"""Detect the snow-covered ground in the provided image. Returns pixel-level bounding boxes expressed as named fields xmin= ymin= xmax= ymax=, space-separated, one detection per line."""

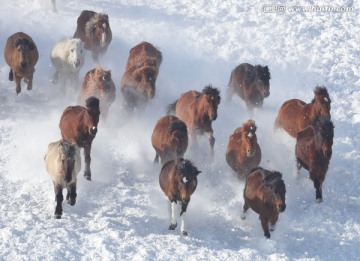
xmin=0 ymin=0 xmax=359 ymax=260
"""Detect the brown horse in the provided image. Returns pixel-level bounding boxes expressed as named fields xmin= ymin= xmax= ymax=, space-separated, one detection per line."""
xmin=45 ymin=139 xmax=81 ymax=219
xmin=120 ymin=41 xmax=162 ymax=112
xmin=59 ymin=97 xmax=100 ymax=181
xmin=295 ymin=117 xmax=334 ymax=202
xmin=227 ymin=63 xmax=271 ymax=111
xmin=159 ymin=158 xmax=201 ymax=236
xmin=78 ymin=65 xmax=116 ymax=121
xmin=242 ymin=167 xmax=286 ymax=239
xmin=274 ymin=86 xmax=331 ymax=138
xmin=226 ymin=119 xmax=262 ymax=180
xmin=167 ymin=85 xmax=221 ymax=155
xmin=151 ymin=115 xmax=188 ymax=166
xmin=73 ymin=10 xmax=112 ymax=62
xmin=4 ymin=32 xmax=39 ymax=95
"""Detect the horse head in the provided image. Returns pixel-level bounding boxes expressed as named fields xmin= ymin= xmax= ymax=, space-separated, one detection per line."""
xmin=255 ymin=65 xmax=271 ymax=98
xmin=315 ymin=117 xmax=334 ymax=159
xmin=132 ymin=66 xmax=158 ymax=99
xmin=58 ymin=139 xmax=77 ymax=182
xmin=241 ymin=119 xmax=258 ymax=157
xmin=202 ymin=85 xmax=221 ymax=121
xmin=176 ymin=158 xmax=201 ymax=205
xmin=86 ymin=13 xmax=112 ymax=48
xmin=264 ymin=171 xmax=286 ymax=213
xmin=14 ymin=38 xmax=36 ymax=70
xmin=312 ymin=86 xmax=331 ymax=119
xmin=67 ymin=39 xmax=84 ymax=68
xmin=84 ymin=97 xmax=100 ymax=136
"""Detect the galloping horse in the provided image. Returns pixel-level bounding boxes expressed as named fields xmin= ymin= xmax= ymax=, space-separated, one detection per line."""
xmin=159 ymin=158 xmax=201 ymax=236
xmin=295 ymin=117 xmax=334 ymax=202
xmin=45 ymin=139 xmax=81 ymax=219
xmin=226 ymin=119 xmax=262 ymax=180
xmin=274 ymin=86 xmax=331 ymax=138
xmin=227 ymin=63 xmax=271 ymax=112
xmin=151 ymin=115 xmax=188 ymax=166
xmin=167 ymin=85 xmax=221 ymax=155
xmin=242 ymin=167 xmax=286 ymax=238
xmin=59 ymin=97 xmax=100 ymax=181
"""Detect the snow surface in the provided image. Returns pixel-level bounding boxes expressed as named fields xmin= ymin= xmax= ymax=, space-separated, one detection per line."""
xmin=0 ymin=0 xmax=359 ymax=260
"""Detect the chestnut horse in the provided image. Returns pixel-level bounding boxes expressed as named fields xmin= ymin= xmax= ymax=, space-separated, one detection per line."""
xmin=151 ymin=115 xmax=188 ymax=166
xmin=59 ymin=97 xmax=100 ymax=181
xmin=159 ymin=158 xmax=201 ymax=236
xmin=274 ymin=86 xmax=331 ymax=138
xmin=78 ymin=65 xmax=116 ymax=121
xmin=295 ymin=117 xmax=334 ymax=202
xmin=242 ymin=167 xmax=286 ymax=238
xmin=167 ymin=85 xmax=221 ymax=155
xmin=73 ymin=10 xmax=112 ymax=62
xmin=45 ymin=139 xmax=81 ymax=219
xmin=226 ymin=119 xmax=262 ymax=180
xmin=227 ymin=63 xmax=271 ymax=112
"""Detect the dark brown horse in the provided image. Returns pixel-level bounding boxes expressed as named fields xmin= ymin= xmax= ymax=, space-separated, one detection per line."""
xmin=78 ymin=65 xmax=116 ymax=121
xmin=167 ymin=85 xmax=221 ymax=155
xmin=151 ymin=115 xmax=188 ymax=166
xmin=227 ymin=63 xmax=271 ymax=111
xmin=159 ymin=158 xmax=201 ymax=236
xmin=274 ymin=86 xmax=331 ymax=138
xmin=73 ymin=10 xmax=112 ymax=62
xmin=226 ymin=119 xmax=262 ymax=180
xmin=242 ymin=167 xmax=286 ymax=238
xmin=120 ymin=41 xmax=162 ymax=112
xmin=295 ymin=117 xmax=334 ymax=202
xmin=45 ymin=139 xmax=81 ymax=219
xmin=59 ymin=97 xmax=100 ymax=181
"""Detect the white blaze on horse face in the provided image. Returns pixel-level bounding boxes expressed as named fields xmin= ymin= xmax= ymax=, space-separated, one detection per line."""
xmin=248 ymin=132 xmax=253 ymax=139
xmin=324 ymin=97 xmax=329 ymax=103
xmin=182 ymin=176 xmax=188 ymax=183
xmin=101 ymin=23 xmax=107 ymax=47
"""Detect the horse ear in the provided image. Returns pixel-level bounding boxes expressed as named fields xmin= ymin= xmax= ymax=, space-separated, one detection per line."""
xmin=196 ymin=170 xmax=201 ymax=176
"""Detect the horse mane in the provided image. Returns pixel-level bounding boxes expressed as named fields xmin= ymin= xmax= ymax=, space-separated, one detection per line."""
xmin=263 ymin=170 xmax=283 ymax=187
xmin=168 ymin=119 xmax=187 ymax=134
xmin=202 ymin=85 xmax=220 ymax=96
xmin=59 ymin=139 xmax=76 ymax=157
xmin=242 ymin=119 xmax=257 ymax=135
xmin=85 ymin=96 xmax=100 ymax=109
xmin=311 ymin=86 xmax=331 ymax=104
xmin=166 ymin=100 xmax=178 ymax=115
xmin=316 ymin=117 xmax=334 ymax=139
xmin=85 ymin=12 xmax=109 ymax=37
xmin=258 ymin=65 xmax=271 ymax=80
xmin=14 ymin=38 xmax=36 ymax=50
xmin=177 ymin=158 xmax=201 ymax=177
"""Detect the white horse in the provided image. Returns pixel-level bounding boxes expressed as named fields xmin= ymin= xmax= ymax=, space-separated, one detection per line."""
xmin=51 ymin=38 xmax=85 ymax=93
xmin=45 ymin=139 xmax=81 ymax=219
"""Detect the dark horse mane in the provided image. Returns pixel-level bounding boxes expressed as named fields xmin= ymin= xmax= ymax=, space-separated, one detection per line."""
xmin=246 ymin=65 xmax=271 ymax=85
xmin=248 ymin=167 xmax=283 ymax=187
xmin=176 ymin=158 xmax=201 ymax=177
xmin=85 ymin=96 xmax=100 ymax=109
xmin=168 ymin=119 xmax=187 ymax=134
xmin=202 ymin=84 xmax=220 ymax=96
xmin=311 ymin=86 xmax=331 ymax=103
xmin=14 ymin=38 xmax=36 ymax=50
xmin=316 ymin=116 xmax=335 ymax=142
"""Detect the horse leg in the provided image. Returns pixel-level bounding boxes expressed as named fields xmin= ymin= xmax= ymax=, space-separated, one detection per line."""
xmin=59 ymin=73 xmax=67 ymax=93
xmin=260 ymin=215 xmax=271 ymax=238
xmin=66 ymin=183 xmax=77 ymax=206
xmin=313 ymin=177 xmax=323 ymax=203
xmin=226 ymin=87 xmax=233 ymax=102
xmin=8 ymin=68 xmax=13 ymax=81
xmin=26 ymin=75 xmax=33 ymax=91
xmin=83 ymin=145 xmax=92 ymax=181
xmin=153 ymin=153 xmax=159 ymax=163
xmin=241 ymin=200 xmax=250 ymax=220
xmin=269 ymin=215 xmax=279 ymax=232
xmin=180 ymin=199 xmax=189 ymax=236
xmin=52 ymin=70 xmax=59 ymax=85
xmin=54 ymin=184 xmax=64 ymax=219
xmin=14 ymin=73 xmax=22 ymax=95
xmin=168 ymin=200 xmax=177 ymax=230
xmin=208 ymin=132 xmax=215 ymax=156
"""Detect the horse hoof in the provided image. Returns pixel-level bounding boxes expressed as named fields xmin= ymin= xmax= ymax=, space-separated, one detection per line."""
xmin=316 ymin=198 xmax=323 ymax=203
xmin=182 ymin=231 xmax=188 ymax=236
xmin=84 ymin=174 xmax=91 ymax=181
xmin=168 ymin=223 xmax=177 ymax=230
xmin=241 ymin=214 xmax=246 ymax=220
xmin=54 ymin=214 xmax=62 ymax=219
xmin=67 ymin=199 xmax=76 ymax=206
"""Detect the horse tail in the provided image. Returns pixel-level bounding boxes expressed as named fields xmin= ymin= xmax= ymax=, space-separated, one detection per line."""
xmin=169 ymin=119 xmax=187 ymax=134
xmin=166 ymin=100 xmax=178 ymax=115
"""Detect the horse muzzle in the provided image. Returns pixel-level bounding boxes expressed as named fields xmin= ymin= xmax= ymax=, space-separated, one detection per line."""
xmin=210 ymin=114 xmax=217 ymax=121
xmin=263 ymin=90 xmax=270 ymax=98
xmin=75 ymin=59 xmax=81 ymax=68
xmin=278 ymin=204 xmax=286 ymax=213
xmin=89 ymin=126 xmax=97 ymax=136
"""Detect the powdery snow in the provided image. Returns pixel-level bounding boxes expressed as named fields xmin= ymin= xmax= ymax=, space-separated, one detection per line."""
xmin=0 ymin=0 xmax=359 ymax=260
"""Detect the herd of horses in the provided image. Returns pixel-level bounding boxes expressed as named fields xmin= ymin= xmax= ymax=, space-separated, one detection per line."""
xmin=4 ymin=9 xmax=334 ymax=238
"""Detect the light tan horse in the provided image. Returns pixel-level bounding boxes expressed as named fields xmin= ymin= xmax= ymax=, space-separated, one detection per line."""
xmin=45 ymin=139 xmax=81 ymax=219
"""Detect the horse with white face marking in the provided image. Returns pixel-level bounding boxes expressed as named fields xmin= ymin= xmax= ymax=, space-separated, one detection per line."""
xmin=51 ymin=38 xmax=85 ymax=93
xmin=45 ymin=139 xmax=81 ymax=219
xmin=159 ymin=158 xmax=201 ymax=236
xmin=73 ymin=10 xmax=112 ymax=62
